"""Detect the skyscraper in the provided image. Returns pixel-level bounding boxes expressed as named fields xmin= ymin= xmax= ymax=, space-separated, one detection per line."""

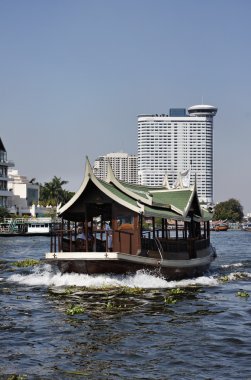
xmin=137 ymin=104 xmax=217 ymax=204
xmin=93 ymin=152 xmax=138 ymax=184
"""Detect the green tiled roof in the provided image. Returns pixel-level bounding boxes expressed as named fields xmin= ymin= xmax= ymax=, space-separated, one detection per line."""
xmin=100 ymin=179 xmax=195 ymax=217
xmin=201 ymin=208 xmax=214 ymax=221
xmin=143 ymin=206 xmax=183 ymax=220
xmin=150 ymin=189 xmax=192 ymax=211
xmin=100 ymin=180 xmax=139 ymax=207
xmin=120 ymin=181 xmax=165 ymax=199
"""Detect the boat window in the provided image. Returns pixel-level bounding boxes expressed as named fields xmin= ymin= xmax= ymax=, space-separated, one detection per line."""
xmin=117 ymin=214 xmax=134 ymax=228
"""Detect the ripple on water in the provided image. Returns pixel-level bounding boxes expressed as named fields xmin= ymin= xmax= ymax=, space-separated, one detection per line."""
xmin=1 ymin=232 xmax=251 ymax=379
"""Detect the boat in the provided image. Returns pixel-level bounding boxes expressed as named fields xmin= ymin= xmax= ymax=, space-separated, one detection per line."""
xmin=0 ymin=217 xmax=55 ymax=236
xmin=213 ymin=223 xmax=229 ymax=232
xmin=45 ymin=158 xmax=216 ymax=280
xmin=242 ymin=223 xmax=251 ymax=232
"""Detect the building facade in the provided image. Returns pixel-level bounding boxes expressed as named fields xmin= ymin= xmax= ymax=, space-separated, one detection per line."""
xmin=93 ymin=152 xmax=138 ymax=184
xmin=0 ymin=138 xmax=14 ymax=208
xmin=7 ymin=169 xmax=40 ymax=213
xmin=137 ymin=104 xmax=217 ymax=204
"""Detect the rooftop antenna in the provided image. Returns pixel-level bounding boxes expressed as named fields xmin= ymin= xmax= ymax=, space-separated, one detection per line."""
xmin=201 ymin=96 xmax=204 ymax=104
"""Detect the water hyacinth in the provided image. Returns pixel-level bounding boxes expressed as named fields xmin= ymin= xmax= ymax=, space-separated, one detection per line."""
xmin=236 ymin=291 xmax=249 ymax=298
xmin=66 ymin=305 xmax=85 ymax=315
xmin=11 ymin=259 xmax=40 ymax=268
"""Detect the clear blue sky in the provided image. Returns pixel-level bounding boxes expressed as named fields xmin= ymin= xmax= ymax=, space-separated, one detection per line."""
xmin=1 ymin=0 xmax=251 ymax=212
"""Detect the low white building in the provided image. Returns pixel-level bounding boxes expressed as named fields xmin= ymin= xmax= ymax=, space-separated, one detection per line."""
xmin=7 ymin=168 xmax=40 ymax=215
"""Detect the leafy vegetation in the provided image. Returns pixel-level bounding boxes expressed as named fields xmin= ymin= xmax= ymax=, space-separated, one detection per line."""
xmin=39 ymin=176 xmax=74 ymax=206
xmin=0 ymin=206 xmax=11 ymax=221
xmin=236 ymin=291 xmax=249 ymax=298
xmin=213 ymin=198 xmax=244 ymax=222
xmin=66 ymin=305 xmax=85 ymax=315
xmin=12 ymin=259 xmax=40 ymax=267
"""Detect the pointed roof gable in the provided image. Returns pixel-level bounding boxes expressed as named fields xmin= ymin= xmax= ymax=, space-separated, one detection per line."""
xmin=58 ymin=157 xmax=210 ymax=222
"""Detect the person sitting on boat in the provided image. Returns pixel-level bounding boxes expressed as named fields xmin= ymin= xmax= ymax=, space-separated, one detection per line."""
xmin=76 ymin=228 xmax=92 ymax=241
xmin=76 ymin=230 xmax=86 ymax=240
xmin=105 ymin=222 xmax=112 ymax=252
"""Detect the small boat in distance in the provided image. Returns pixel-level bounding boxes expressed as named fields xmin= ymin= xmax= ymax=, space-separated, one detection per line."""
xmin=213 ymin=223 xmax=229 ymax=232
xmin=0 ymin=217 xmax=55 ymax=236
xmin=45 ymin=158 xmax=217 ymax=280
xmin=242 ymin=223 xmax=251 ymax=232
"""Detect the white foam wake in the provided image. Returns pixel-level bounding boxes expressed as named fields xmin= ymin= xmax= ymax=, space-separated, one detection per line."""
xmin=221 ymin=262 xmax=243 ymax=269
xmin=7 ymin=264 xmax=219 ymax=289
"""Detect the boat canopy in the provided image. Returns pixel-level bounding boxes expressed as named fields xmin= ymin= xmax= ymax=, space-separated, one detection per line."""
xmin=58 ymin=157 xmax=212 ymax=223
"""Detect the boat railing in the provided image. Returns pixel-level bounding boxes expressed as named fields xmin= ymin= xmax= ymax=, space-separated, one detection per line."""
xmin=50 ymin=228 xmax=130 ymax=254
xmin=154 ymin=237 xmax=164 ymax=262
xmin=141 ymin=236 xmax=210 ymax=259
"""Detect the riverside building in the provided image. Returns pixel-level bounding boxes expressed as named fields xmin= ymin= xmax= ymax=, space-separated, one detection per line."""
xmin=137 ymin=104 xmax=217 ymax=204
xmin=93 ymin=152 xmax=138 ymax=184
xmin=0 ymin=138 xmax=14 ymax=208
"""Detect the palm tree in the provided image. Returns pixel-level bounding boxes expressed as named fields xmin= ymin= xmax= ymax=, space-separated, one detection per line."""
xmin=40 ymin=176 xmax=70 ymax=206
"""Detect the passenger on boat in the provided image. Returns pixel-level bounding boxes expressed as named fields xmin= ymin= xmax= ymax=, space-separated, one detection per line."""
xmin=105 ymin=222 xmax=113 ymax=252
xmin=76 ymin=228 xmax=92 ymax=241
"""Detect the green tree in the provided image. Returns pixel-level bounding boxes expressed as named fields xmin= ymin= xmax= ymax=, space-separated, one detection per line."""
xmin=39 ymin=176 xmax=74 ymax=206
xmin=0 ymin=206 xmax=11 ymax=221
xmin=213 ymin=198 xmax=244 ymax=222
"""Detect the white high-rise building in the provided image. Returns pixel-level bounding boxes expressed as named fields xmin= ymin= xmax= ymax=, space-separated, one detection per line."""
xmin=93 ymin=152 xmax=138 ymax=184
xmin=138 ymin=105 xmax=217 ymax=204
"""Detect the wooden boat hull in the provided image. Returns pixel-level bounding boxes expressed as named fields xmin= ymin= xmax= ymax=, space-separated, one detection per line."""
xmin=213 ymin=225 xmax=228 ymax=231
xmin=44 ymin=245 xmax=216 ymax=281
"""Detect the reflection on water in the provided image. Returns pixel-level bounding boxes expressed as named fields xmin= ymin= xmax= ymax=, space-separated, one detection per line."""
xmin=0 ymin=232 xmax=251 ymax=379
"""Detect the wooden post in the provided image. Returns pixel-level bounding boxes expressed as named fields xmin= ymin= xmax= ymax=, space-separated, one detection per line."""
xmin=140 ymin=214 xmax=143 ymax=237
xmin=84 ymin=218 xmax=88 ymax=252
xmin=69 ymin=230 xmax=72 ymax=252
xmin=184 ymin=221 xmax=188 ymax=239
xmin=50 ymin=232 xmax=53 ymax=252
xmin=207 ymin=221 xmax=210 ymax=239
xmin=153 ymin=217 xmax=155 ymax=238
xmin=175 ymin=220 xmax=178 ymax=240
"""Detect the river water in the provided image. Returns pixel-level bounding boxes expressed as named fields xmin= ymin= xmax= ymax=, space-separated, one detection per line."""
xmin=0 ymin=231 xmax=251 ymax=380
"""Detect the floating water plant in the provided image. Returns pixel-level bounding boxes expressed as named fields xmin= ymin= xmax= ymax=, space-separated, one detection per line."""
xmin=232 ymin=272 xmax=249 ymax=280
xmin=164 ymin=296 xmax=177 ymax=304
xmin=118 ymin=286 xmax=144 ymax=295
xmin=66 ymin=305 xmax=85 ymax=315
xmin=64 ymin=286 xmax=77 ymax=295
xmin=105 ymin=300 xmax=126 ymax=311
xmin=219 ymin=275 xmax=229 ymax=283
xmin=236 ymin=291 xmax=249 ymax=298
xmin=12 ymin=259 xmax=40 ymax=267
xmin=169 ymin=287 xmax=186 ymax=295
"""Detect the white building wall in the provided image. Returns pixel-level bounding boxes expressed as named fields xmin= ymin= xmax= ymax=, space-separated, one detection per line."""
xmin=8 ymin=168 xmax=39 ymax=210
xmin=0 ymin=138 xmax=14 ymax=208
xmin=138 ymin=105 xmax=217 ymax=204
xmin=93 ymin=152 xmax=138 ymax=184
